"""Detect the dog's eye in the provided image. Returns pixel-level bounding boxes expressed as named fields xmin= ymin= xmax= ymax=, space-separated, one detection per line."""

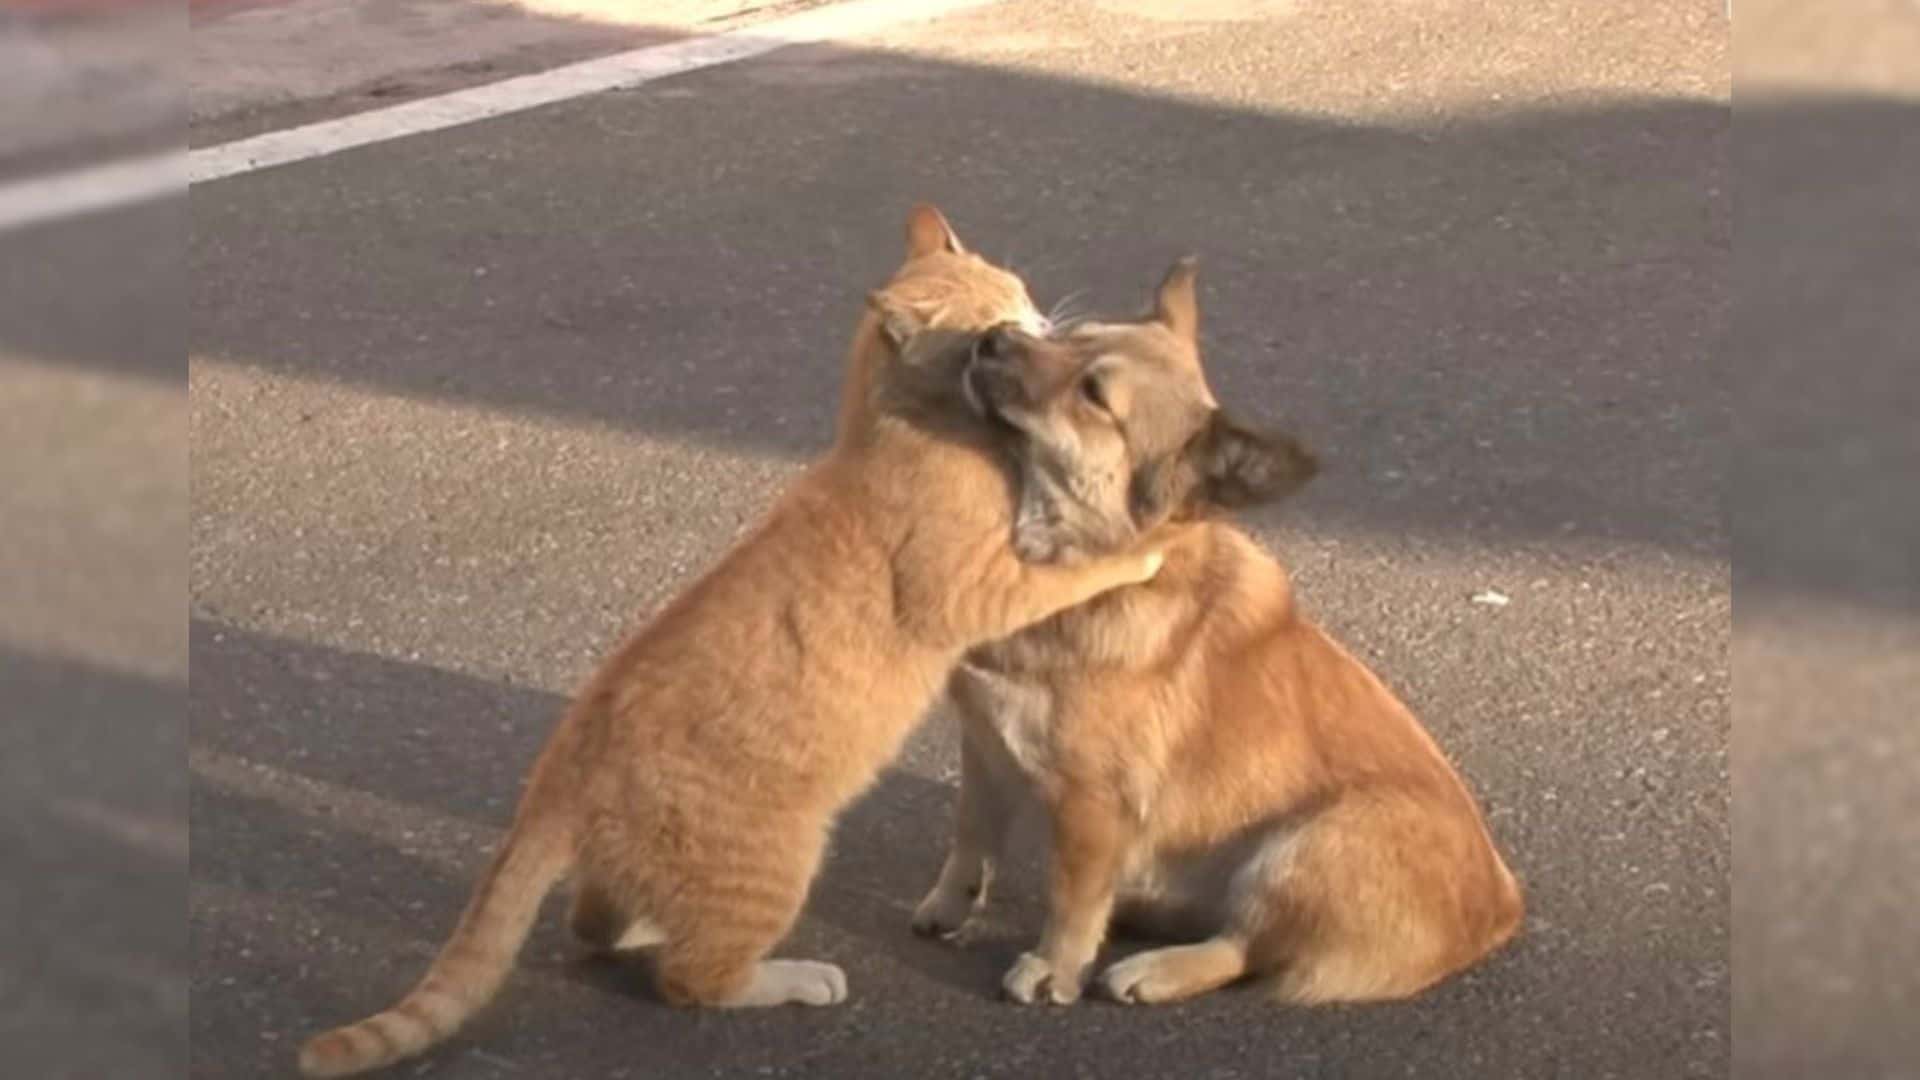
xmin=1080 ymin=375 xmax=1109 ymax=412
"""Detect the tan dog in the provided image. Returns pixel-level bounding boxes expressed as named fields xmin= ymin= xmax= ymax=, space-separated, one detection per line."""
xmin=295 ymin=211 xmax=1167 ymax=1078
xmin=907 ymin=259 xmax=1525 ymax=1007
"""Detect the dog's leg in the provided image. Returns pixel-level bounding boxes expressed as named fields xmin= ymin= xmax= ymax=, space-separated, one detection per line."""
xmin=1099 ymin=937 xmax=1249 ymax=1004
xmin=1003 ymin=791 xmax=1127 ymax=1005
xmin=913 ymin=709 xmax=1019 ymax=939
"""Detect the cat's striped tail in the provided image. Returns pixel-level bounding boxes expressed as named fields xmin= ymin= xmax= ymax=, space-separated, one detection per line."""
xmin=297 ymin=809 xmax=574 ymax=1077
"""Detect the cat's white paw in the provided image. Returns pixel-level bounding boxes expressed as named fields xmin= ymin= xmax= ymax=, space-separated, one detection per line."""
xmin=733 ymin=959 xmax=848 ymax=1007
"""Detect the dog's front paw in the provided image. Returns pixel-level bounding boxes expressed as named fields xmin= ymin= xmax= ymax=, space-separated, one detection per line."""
xmin=910 ymin=886 xmax=976 ymax=941
xmin=1001 ymin=951 xmax=1084 ymax=1005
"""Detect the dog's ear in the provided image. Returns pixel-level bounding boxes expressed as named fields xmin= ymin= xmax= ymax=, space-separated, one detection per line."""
xmin=1151 ymin=256 xmax=1200 ymax=342
xmin=1191 ymin=411 xmax=1317 ymax=509
xmin=905 ymin=204 xmax=965 ymax=258
xmin=867 ymin=289 xmax=927 ymax=349
xmin=1131 ymin=410 xmax=1314 ymax=523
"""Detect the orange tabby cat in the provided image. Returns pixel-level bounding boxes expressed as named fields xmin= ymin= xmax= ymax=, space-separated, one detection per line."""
xmin=296 ymin=208 xmax=1163 ymax=1077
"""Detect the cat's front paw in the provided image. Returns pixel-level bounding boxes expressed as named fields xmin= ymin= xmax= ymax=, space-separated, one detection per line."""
xmin=1136 ymin=550 xmax=1166 ymax=583
xmin=1001 ymin=951 xmax=1084 ymax=1005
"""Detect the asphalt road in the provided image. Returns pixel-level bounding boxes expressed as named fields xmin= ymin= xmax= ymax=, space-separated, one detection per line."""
xmin=1731 ymin=24 xmax=1920 ymax=1075
xmin=187 ymin=2 xmax=1733 ymax=1077
xmin=1 ymin=194 xmax=186 ymax=1074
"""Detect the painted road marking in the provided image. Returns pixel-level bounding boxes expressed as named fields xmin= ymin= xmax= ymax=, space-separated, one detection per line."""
xmin=0 ymin=0 xmax=993 ymax=233
xmin=188 ymin=0 xmax=995 ymax=184
xmin=0 ymin=152 xmax=185 ymax=233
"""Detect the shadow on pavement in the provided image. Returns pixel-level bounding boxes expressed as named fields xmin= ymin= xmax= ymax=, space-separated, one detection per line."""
xmin=190 ymin=617 xmax=1031 ymax=1077
xmin=0 ymin=646 xmax=187 ymax=1077
xmin=0 ymin=199 xmax=182 ymax=381
xmin=1732 ymin=97 xmax=1920 ymax=617
xmin=174 ymin=43 xmax=1731 ymax=571
xmin=190 ymin=615 xmax=1715 ymax=1079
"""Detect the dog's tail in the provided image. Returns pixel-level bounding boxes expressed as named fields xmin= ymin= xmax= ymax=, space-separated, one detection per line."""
xmin=297 ymin=807 xmax=575 ymax=1077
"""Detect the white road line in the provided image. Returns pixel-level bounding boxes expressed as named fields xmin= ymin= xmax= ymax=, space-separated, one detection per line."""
xmin=0 ymin=0 xmax=991 ymax=233
xmin=188 ymin=0 xmax=995 ymax=185
xmin=0 ymin=152 xmax=185 ymax=234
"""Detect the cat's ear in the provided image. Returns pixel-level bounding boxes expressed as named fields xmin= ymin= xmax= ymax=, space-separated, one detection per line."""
xmin=905 ymin=204 xmax=965 ymax=258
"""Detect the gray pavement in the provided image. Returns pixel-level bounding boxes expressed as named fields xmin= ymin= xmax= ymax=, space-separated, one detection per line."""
xmin=1732 ymin=92 xmax=1920 ymax=1080
xmin=1731 ymin=7 xmax=1920 ymax=1076
xmin=1 ymin=197 xmax=186 ymax=1076
xmin=0 ymin=647 xmax=186 ymax=1078
xmin=188 ymin=2 xmax=1733 ymax=1076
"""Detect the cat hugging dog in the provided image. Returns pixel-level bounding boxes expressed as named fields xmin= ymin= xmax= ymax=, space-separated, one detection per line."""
xmin=299 ymin=207 xmax=1517 ymax=1077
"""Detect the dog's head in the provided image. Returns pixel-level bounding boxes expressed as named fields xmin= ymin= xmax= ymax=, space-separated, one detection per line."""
xmin=962 ymin=259 xmax=1318 ymax=561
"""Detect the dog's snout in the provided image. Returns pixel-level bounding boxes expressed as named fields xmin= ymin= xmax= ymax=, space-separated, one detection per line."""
xmin=965 ymin=323 xmax=1085 ymax=420
xmin=965 ymin=324 xmax=1036 ymax=420
xmin=973 ymin=323 xmax=1024 ymax=366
